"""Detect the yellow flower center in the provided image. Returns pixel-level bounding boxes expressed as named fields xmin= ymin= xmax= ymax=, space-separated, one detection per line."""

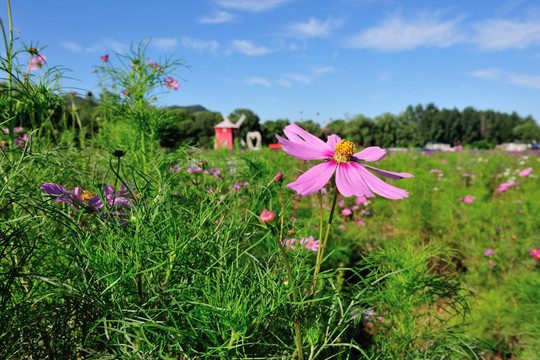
xmin=81 ymin=190 xmax=95 ymax=204
xmin=334 ymin=140 xmax=356 ymax=163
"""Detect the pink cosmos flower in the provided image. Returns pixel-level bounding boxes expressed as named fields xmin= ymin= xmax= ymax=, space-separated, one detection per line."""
xmin=356 ymin=195 xmax=367 ymax=204
xmin=101 ymin=54 xmax=109 ymax=62
xmin=462 ymin=173 xmax=470 ymax=177
xmin=338 ymin=224 xmax=346 ymax=230
xmin=282 ymin=238 xmax=297 ymax=250
xmin=276 ymin=123 xmax=413 ymax=198
xmin=29 ymin=54 xmax=46 ymax=70
xmin=483 ymin=248 xmax=496 ymax=256
xmin=337 ymin=199 xmax=344 ymax=207
xmin=300 ymin=236 xmax=320 ymax=252
xmin=487 ymin=260 xmax=497 ymax=268
xmin=187 ymin=167 xmax=203 ymax=173
xmin=355 ymin=219 xmax=365 ymax=226
xmin=530 ymin=248 xmax=540 ymax=260
xmin=259 ymin=209 xmax=277 ymax=225
xmin=341 ymin=208 xmax=352 ymax=216
xmin=518 ymin=167 xmax=532 ymax=177
xmin=459 ymin=195 xmax=476 ymax=204
xmin=429 ymin=169 xmax=442 ymax=174
xmin=164 ymin=77 xmax=180 ymax=90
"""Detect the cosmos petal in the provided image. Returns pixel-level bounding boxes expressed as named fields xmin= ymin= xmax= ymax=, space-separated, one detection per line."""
xmin=350 ymin=162 xmax=410 ymax=199
xmin=325 ymin=134 xmax=342 ymax=149
xmin=286 ymin=160 xmax=337 ymax=196
xmin=283 ymin=123 xmax=330 ymax=149
xmin=40 ymin=183 xmax=70 ymax=202
xmin=276 ymin=135 xmax=333 ymax=160
xmin=353 ymin=147 xmax=387 ymax=162
xmin=335 ymin=162 xmax=374 ymax=198
xmin=363 ymin=164 xmax=414 ymax=180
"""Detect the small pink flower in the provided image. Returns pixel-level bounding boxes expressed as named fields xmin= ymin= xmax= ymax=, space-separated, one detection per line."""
xmin=351 ymin=205 xmax=360 ymax=211
xmin=462 ymin=173 xmax=469 ymax=177
xmin=483 ymin=248 xmax=496 ymax=256
xmin=69 ymin=91 xmax=77 ymax=96
xmin=282 ymin=238 xmax=297 ymax=250
xmin=164 ymin=77 xmax=180 ymax=90
xmin=29 ymin=54 xmax=46 ymax=70
xmin=530 ymin=248 xmax=540 ymax=260
xmin=356 ymin=196 xmax=367 ymax=204
xmin=429 ymin=169 xmax=442 ymax=174
xmin=187 ymin=167 xmax=203 ymax=173
xmin=459 ymin=195 xmax=476 ymax=204
xmin=338 ymin=224 xmax=346 ymax=230
xmin=337 ymin=199 xmax=344 ymax=207
xmin=487 ymin=260 xmax=497 ymax=268
xmin=355 ymin=219 xmax=365 ymax=226
xmin=518 ymin=167 xmax=532 ymax=177
xmin=300 ymin=236 xmax=320 ymax=252
xmin=101 ymin=54 xmax=109 ymax=62
xmin=274 ymin=172 xmax=283 ymax=182
xmin=259 ymin=209 xmax=277 ymax=225
xmin=341 ymin=208 xmax=352 ymax=216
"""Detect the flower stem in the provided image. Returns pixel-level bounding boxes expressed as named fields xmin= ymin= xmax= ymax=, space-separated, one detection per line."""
xmin=276 ymin=184 xmax=304 ymax=359
xmin=310 ymin=182 xmax=339 ymax=296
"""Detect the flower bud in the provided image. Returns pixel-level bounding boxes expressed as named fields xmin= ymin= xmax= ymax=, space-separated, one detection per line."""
xmin=274 ymin=171 xmax=283 ymax=182
xmin=259 ymin=209 xmax=277 ymax=225
xmin=113 ymin=150 xmax=125 ymax=158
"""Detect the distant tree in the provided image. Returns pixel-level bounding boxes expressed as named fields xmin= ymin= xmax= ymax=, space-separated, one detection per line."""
xmin=192 ymin=111 xmax=222 ymax=148
xmin=326 ymin=119 xmax=348 ymax=139
xmin=261 ymin=119 xmax=289 ymax=145
xmin=228 ymin=108 xmax=261 ymax=146
xmin=346 ymin=115 xmax=374 ymax=147
xmin=296 ymin=120 xmax=322 ymax=139
xmin=373 ymin=113 xmax=398 ymax=148
xmin=513 ymin=120 xmax=540 ymax=143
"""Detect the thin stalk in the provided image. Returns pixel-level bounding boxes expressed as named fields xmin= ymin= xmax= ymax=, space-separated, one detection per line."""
xmin=310 ymin=182 xmax=339 ymax=296
xmin=274 ymin=230 xmax=304 ymax=360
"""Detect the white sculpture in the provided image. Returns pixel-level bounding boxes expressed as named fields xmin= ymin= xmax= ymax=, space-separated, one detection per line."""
xmin=246 ymin=131 xmax=262 ymax=150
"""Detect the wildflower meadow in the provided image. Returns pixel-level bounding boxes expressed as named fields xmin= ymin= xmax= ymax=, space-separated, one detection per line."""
xmin=1 ymin=3 xmax=540 ymax=359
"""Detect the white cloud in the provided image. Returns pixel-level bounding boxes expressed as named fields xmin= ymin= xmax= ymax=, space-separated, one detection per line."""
xmin=473 ymin=19 xmax=540 ymax=50
xmin=102 ymin=38 xmax=129 ymax=54
xmin=215 ymin=0 xmax=291 ymax=12
xmin=346 ymin=14 xmax=462 ymax=51
xmin=245 ymin=77 xmax=272 ymax=86
xmin=469 ymin=68 xmax=540 ymax=89
xmin=289 ymin=16 xmax=344 ymax=38
xmin=506 ymin=73 xmax=540 ymax=88
xmin=312 ymin=66 xmax=335 ymax=75
xmin=232 ymin=40 xmax=270 ymax=55
xmin=182 ymin=36 xmax=220 ymax=52
xmin=62 ymin=41 xmax=83 ymax=53
xmin=275 ymin=78 xmax=292 ymax=87
xmin=200 ymin=10 xmax=236 ymax=24
xmin=468 ymin=68 xmax=502 ymax=80
xmin=152 ymin=38 xmax=178 ymax=50
xmin=283 ymin=72 xmax=311 ymax=84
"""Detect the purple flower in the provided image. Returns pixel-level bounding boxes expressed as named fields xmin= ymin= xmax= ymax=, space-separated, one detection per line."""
xmin=459 ymin=195 xmax=476 ymax=204
xmin=483 ymin=248 xmax=496 ymax=257
xmin=164 ymin=77 xmax=180 ymax=90
xmin=276 ymin=123 xmax=413 ymax=198
xmin=29 ymin=54 xmax=46 ymax=70
xmin=204 ymin=168 xmax=221 ymax=175
xmin=187 ymin=167 xmax=203 ymax=173
xmin=299 ymin=236 xmax=320 ymax=252
xmin=530 ymin=248 xmax=540 ymax=260
xmin=519 ymin=167 xmax=532 ymax=177
xmin=169 ymin=166 xmax=182 ymax=173
xmin=41 ymin=183 xmax=137 ymax=223
xmin=14 ymin=133 xmax=29 ymax=148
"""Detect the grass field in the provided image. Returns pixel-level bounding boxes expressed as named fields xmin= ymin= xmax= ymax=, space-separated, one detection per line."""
xmin=1 ymin=138 xmax=538 ymax=359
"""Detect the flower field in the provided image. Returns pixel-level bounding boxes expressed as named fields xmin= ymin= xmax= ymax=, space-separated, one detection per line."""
xmin=1 ymin=137 xmax=539 ymax=359
xmin=1 ymin=5 xmax=539 ymax=356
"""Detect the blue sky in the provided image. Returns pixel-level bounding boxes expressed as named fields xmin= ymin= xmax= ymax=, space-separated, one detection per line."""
xmin=4 ymin=0 xmax=540 ymax=124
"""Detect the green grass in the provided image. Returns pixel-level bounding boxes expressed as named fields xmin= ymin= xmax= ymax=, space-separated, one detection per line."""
xmin=1 ymin=141 xmax=538 ymax=359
